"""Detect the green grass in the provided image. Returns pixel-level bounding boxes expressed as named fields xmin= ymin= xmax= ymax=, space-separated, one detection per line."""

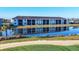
xmin=1 ymin=44 xmax=79 ymax=51
xmin=0 ymin=35 xmax=79 ymax=44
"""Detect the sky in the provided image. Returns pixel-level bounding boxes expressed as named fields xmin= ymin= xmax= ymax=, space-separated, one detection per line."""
xmin=0 ymin=7 xmax=79 ymax=19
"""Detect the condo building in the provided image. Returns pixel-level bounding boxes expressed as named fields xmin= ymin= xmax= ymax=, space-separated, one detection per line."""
xmin=0 ymin=18 xmax=2 ymax=36
xmin=13 ymin=16 xmax=69 ymax=35
xmin=0 ymin=18 xmax=3 ymax=26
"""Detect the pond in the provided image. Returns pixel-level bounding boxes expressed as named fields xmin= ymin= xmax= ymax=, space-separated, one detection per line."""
xmin=23 ymin=27 xmax=79 ymax=37
xmin=1 ymin=26 xmax=79 ymax=37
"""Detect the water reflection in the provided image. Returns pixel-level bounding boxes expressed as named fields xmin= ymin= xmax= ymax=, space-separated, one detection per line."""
xmin=14 ymin=27 xmax=69 ymax=36
xmin=1 ymin=26 xmax=79 ymax=37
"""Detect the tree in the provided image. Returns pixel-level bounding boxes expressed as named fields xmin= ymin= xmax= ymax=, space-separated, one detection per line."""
xmin=1 ymin=23 xmax=8 ymax=37
xmin=9 ymin=24 xmax=15 ymax=30
xmin=1 ymin=23 xmax=15 ymax=37
xmin=1 ymin=18 xmax=16 ymax=38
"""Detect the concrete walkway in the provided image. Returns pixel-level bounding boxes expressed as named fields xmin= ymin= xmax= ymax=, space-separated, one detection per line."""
xmin=1 ymin=40 xmax=79 ymax=50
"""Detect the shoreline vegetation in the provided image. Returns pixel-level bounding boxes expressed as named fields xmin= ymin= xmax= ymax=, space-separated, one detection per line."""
xmin=17 ymin=24 xmax=79 ymax=29
xmin=1 ymin=35 xmax=79 ymax=51
xmin=0 ymin=35 xmax=79 ymax=44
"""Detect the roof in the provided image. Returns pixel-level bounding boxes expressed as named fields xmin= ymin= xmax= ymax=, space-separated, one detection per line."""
xmin=13 ymin=16 xmax=66 ymax=20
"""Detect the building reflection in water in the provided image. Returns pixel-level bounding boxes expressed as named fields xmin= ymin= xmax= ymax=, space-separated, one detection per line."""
xmin=14 ymin=27 xmax=69 ymax=36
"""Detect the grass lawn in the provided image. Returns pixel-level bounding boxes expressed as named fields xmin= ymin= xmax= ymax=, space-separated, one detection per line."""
xmin=0 ymin=35 xmax=79 ymax=44
xmin=1 ymin=44 xmax=79 ymax=51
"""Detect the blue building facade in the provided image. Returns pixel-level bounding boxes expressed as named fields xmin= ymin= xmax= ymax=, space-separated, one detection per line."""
xmin=0 ymin=18 xmax=3 ymax=26
xmin=12 ymin=16 xmax=69 ymax=36
xmin=0 ymin=18 xmax=3 ymax=36
xmin=13 ymin=16 xmax=69 ymax=26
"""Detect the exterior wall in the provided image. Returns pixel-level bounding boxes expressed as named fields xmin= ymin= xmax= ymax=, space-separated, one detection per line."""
xmin=13 ymin=18 xmax=27 ymax=26
xmin=23 ymin=19 xmax=27 ymax=26
xmin=49 ymin=19 xmax=56 ymax=24
xmin=13 ymin=18 xmax=18 ymax=26
xmin=35 ymin=19 xmax=43 ymax=25
xmin=60 ymin=19 xmax=63 ymax=24
xmin=67 ymin=19 xmax=69 ymax=24
xmin=61 ymin=19 xmax=69 ymax=24
xmin=13 ymin=17 xmax=69 ymax=26
xmin=0 ymin=32 xmax=2 ymax=36
xmin=0 ymin=19 xmax=2 ymax=26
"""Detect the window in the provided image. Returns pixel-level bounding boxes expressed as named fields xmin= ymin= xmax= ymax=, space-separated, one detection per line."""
xmin=47 ymin=20 xmax=49 ymax=24
xmin=32 ymin=20 xmax=35 ymax=25
xmin=18 ymin=20 xmax=23 ymax=26
xmin=43 ymin=20 xmax=49 ymax=25
xmin=56 ymin=20 xmax=61 ymax=24
xmin=43 ymin=20 xmax=46 ymax=25
xmin=14 ymin=20 xmax=16 ymax=21
xmin=24 ymin=23 xmax=26 ymax=25
xmin=64 ymin=20 xmax=66 ymax=24
xmin=14 ymin=23 xmax=16 ymax=24
xmin=27 ymin=20 xmax=31 ymax=25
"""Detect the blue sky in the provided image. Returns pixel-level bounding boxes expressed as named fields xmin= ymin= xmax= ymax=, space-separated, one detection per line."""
xmin=0 ymin=7 xmax=79 ymax=19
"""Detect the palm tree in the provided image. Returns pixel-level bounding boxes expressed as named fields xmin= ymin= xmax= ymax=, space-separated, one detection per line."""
xmin=1 ymin=23 xmax=15 ymax=37
xmin=1 ymin=23 xmax=9 ymax=37
xmin=1 ymin=19 xmax=16 ymax=39
xmin=9 ymin=24 xmax=15 ymax=30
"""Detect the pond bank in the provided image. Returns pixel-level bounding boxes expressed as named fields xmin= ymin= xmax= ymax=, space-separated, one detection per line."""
xmin=1 ymin=40 xmax=79 ymax=50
